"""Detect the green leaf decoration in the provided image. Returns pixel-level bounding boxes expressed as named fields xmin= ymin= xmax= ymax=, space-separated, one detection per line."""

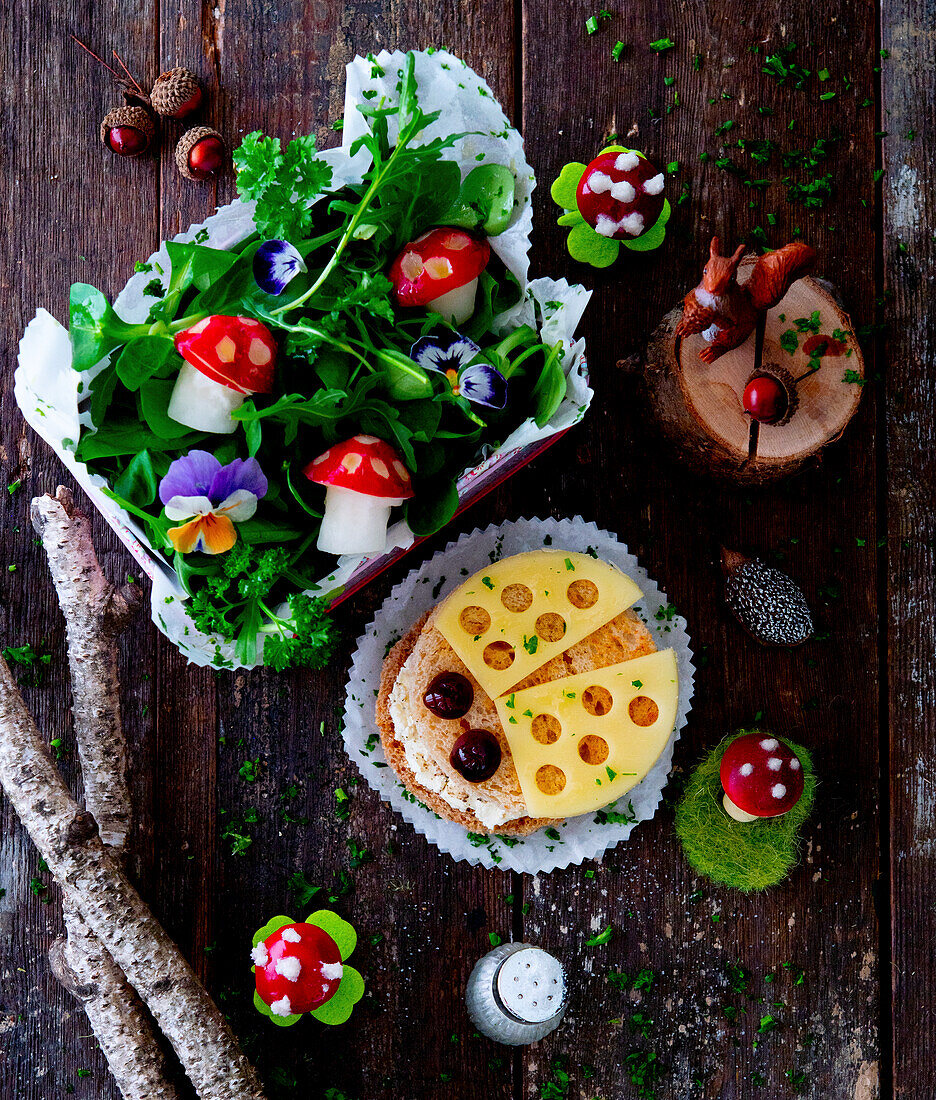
xmin=252 ymin=914 xmax=294 ymax=948
xmin=550 ymin=162 xmax=586 ymax=211
xmin=374 ymin=348 xmax=434 ymax=400
xmin=306 ymin=910 xmax=357 ymax=961
xmin=115 ymin=336 xmax=177 ymax=392
xmin=566 ymin=221 xmax=621 ymax=268
xmin=674 ymin=731 xmax=816 ymax=892
xmin=309 ymin=965 xmax=365 ymax=1026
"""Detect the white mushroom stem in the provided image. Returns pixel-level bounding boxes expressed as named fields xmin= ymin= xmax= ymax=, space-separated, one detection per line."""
xmin=722 ymin=791 xmax=763 ymax=823
xmin=427 ymin=277 xmax=479 ymax=325
xmin=316 ymin=485 xmax=405 ymax=557
xmin=167 ymin=362 xmax=246 ymax=434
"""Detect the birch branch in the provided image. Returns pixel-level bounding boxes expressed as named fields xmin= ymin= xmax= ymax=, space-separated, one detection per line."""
xmin=31 ymin=488 xmax=178 ymax=1099
xmin=0 ymin=654 xmax=267 ymax=1100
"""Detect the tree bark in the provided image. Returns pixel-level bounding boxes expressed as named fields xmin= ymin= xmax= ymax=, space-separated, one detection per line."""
xmin=0 ymin=653 xmax=267 ymax=1100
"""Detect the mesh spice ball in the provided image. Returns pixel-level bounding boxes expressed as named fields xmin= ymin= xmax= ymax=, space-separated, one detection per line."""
xmin=721 ymin=549 xmax=814 ymax=646
xmin=175 ymin=125 xmax=226 ymax=181
xmin=150 ymin=67 xmax=203 ymax=118
xmin=100 ymin=105 xmax=155 ymax=157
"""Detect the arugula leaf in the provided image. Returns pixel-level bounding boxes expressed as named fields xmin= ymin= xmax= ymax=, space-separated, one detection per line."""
xmin=115 ymin=336 xmax=177 ymax=392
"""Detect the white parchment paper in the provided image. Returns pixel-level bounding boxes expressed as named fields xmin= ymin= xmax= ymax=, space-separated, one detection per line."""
xmin=14 ymin=49 xmax=592 ymax=669
xmin=343 ymin=517 xmax=694 ymax=873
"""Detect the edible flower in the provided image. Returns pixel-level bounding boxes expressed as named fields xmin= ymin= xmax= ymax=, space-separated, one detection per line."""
xmin=410 ymin=331 xmax=507 ymax=409
xmin=253 ymin=239 xmax=307 ymax=295
xmin=159 ymin=450 xmax=268 ymax=555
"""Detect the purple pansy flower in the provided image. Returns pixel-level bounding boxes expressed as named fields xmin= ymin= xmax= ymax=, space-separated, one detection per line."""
xmin=158 ymin=450 xmax=268 ymax=555
xmin=410 ymin=331 xmax=507 ymax=409
xmin=253 ymin=240 xmax=307 ymax=296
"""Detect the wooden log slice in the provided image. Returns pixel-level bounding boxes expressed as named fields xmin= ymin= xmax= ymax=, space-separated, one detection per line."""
xmin=644 ymin=255 xmax=865 ymax=483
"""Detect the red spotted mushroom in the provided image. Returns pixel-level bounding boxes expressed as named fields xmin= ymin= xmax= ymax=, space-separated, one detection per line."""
xmin=575 ymin=149 xmax=666 ymax=241
xmin=167 ymin=315 xmax=277 ymax=434
xmin=388 ymin=227 xmax=491 ymax=325
xmin=252 ymin=922 xmax=344 ymax=1017
xmin=719 ymin=733 xmax=805 ymax=823
xmin=304 ymin=435 xmax=415 ymax=557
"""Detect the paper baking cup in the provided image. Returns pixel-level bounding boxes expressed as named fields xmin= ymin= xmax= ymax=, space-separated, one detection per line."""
xmin=343 ymin=517 xmax=694 ymax=873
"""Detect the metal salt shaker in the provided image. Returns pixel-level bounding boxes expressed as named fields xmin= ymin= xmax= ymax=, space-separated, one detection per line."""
xmin=466 ymin=942 xmax=567 ymax=1045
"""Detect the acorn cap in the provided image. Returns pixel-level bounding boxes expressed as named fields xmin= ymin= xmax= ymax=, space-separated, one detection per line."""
xmin=175 ymin=126 xmax=224 ymax=180
xmin=721 ymin=549 xmax=814 ymax=646
xmin=99 ymin=106 xmax=155 ymax=149
xmin=151 ymin=67 xmax=203 ymax=118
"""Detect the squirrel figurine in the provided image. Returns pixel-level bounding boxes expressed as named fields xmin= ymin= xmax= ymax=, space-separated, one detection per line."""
xmin=675 ymin=237 xmax=816 ymax=363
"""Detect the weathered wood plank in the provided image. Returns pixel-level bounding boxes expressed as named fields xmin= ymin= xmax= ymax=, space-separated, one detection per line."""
xmin=882 ymin=2 xmax=936 ymax=1096
xmin=519 ymin=1 xmax=881 ymax=1096
xmin=0 ymin=2 xmax=160 ymax=1098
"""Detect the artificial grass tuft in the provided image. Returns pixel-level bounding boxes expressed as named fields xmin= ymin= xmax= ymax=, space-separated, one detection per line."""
xmin=674 ymin=730 xmax=816 ymax=892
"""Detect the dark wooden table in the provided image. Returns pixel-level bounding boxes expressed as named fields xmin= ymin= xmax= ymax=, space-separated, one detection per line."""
xmin=1 ymin=2 xmax=932 ymax=1097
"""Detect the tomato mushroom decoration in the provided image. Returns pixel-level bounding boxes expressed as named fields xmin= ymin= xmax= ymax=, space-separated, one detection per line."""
xmin=167 ymin=315 xmax=276 ymax=434
xmin=719 ymin=733 xmax=805 ymax=823
xmin=388 ymin=227 xmax=491 ymax=325
xmin=304 ymin=434 xmax=414 ymax=557
xmin=252 ymin=910 xmax=364 ymax=1027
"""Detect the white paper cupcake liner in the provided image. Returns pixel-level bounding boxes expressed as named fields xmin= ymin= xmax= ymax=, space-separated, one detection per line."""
xmin=343 ymin=516 xmax=694 ymax=873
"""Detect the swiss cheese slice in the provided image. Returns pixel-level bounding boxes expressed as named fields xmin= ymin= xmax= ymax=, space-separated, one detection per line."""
xmin=434 ymin=551 xmax=642 ymax=698
xmin=493 ymin=648 xmax=679 ymax=819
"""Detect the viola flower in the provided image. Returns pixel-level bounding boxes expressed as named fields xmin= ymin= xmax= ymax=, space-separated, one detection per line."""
xmin=159 ymin=450 xmax=268 ymax=555
xmin=410 ymin=331 xmax=507 ymax=409
xmin=550 ymin=145 xmax=671 ymax=268
xmin=253 ymin=239 xmax=307 ymax=295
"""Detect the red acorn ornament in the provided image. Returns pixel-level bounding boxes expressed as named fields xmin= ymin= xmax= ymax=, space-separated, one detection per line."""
xmin=175 ymin=126 xmax=226 ymax=181
xmin=100 ymin=105 xmax=154 ymax=157
xmin=150 ymin=67 xmax=203 ymax=118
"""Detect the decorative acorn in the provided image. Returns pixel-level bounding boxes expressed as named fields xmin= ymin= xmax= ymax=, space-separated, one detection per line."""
xmin=175 ymin=126 xmax=226 ymax=181
xmin=721 ymin=549 xmax=814 ymax=646
xmin=742 ymin=363 xmax=799 ymax=426
xmin=100 ymin=105 xmax=155 ymax=157
xmin=151 ymin=67 xmax=203 ymax=119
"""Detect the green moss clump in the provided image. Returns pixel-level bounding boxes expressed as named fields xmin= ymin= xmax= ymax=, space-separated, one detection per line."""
xmin=674 ymin=730 xmax=816 ymax=892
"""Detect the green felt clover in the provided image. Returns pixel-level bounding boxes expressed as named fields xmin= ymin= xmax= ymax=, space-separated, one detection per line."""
xmin=674 ymin=732 xmax=816 ymax=892
xmin=251 ymin=909 xmax=364 ymax=1027
xmin=550 ymin=146 xmax=671 ymax=267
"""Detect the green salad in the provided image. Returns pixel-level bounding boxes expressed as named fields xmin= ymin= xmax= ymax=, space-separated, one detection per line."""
xmin=67 ymin=53 xmax=574 ymax=669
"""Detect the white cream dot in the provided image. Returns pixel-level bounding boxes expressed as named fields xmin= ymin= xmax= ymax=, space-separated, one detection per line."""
xmin=614 ymin=151 xmax=640 ymax=172
xmin=740 ymin=762 xmax=753 ymax=777
xmin=275 ymin=956 xmax=302 ymax=982
xmin=771 ymin=783 xmax=787 ymax=800
xmin=610 ymin=179 xmax=636 ymax=203
xmin=767 ymin=757 xmax=783 ymax=771
xmin=251 ymin=942 xmax=269 ymax=967
xmin=643 ymin=173 xmax=665 ymax=195
xmin=790 ymin=758 xmax=801 ymax=771
xmin=321 ymin=961 xmax=344 ymax=982
xmin=760 ymin=738 xmax=779 ymax=751
xmin=270 ymin=995 xmax=293 ymax=1017
xmin=281 ymin=928 xmax=301 ymax=943
xmin=586 ymin=170 xmax=614 ymax=194
xmin=594 ymin=214 xmax=619 ymax=237
xmin=620 ymin=212 xmax=645 ymax=236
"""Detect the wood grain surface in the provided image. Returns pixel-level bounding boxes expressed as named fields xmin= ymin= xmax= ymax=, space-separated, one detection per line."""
xmin=0 ymin=0 xmax=929 ymax=1097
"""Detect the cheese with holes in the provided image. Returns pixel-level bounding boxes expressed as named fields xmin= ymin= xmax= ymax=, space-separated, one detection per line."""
xmin=493 ymin=649 xmax=679 ymax=818
xmin=434 ymin=551 xmax=643 ymax=698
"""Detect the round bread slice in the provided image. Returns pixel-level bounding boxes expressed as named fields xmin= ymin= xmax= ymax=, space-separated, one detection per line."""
xmin=375 ymin=607 xmax=657 ymax=837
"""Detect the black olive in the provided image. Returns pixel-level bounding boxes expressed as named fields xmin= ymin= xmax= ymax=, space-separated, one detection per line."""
xmin=450 ymin=729 xmax=502 ymax=783
xmin=423 ymin=672 xmax=474 ymax=719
